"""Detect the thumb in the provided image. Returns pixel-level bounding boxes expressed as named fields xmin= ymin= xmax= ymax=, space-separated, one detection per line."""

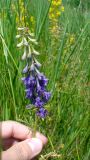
xmin=2 ymin=138 xmax=43 ymax=160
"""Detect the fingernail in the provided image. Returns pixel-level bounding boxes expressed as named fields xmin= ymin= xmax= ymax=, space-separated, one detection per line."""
xmin=27 ymin=138 xmax=43 ymax=158
xmin=36 ymin=132 xmax=48 ymax=145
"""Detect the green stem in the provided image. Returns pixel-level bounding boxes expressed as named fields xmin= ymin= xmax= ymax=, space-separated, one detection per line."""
xmin=33 ymin=114 xmax=38 ymax=136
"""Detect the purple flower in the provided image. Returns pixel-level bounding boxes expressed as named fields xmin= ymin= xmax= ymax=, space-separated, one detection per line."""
xmin=25 ymin=88 xmax=33 ymax=99
xmin=43 ymin=91 xmax=51 ymax=102
xmin=22 ymin=75 xmax=36 ymax=87
xmin=36 ymin=108 xmax=48 ymax=118
xmin=21 ymin=76 xmax=31 ymax=85
xmin=38 ymin=74 xmax=48 ymax=86
xmin=34 ymin=97 xmax=44 ymax=108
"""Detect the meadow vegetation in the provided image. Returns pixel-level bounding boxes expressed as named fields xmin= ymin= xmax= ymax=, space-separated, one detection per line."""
xmin=0 ymin=0 xmax=90 ymax=159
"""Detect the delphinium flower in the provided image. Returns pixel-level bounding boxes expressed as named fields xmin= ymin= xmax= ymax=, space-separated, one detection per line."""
xmin=16 ymin=27 xmax=51 ymax=118
xmin=48 ymin=0 xmax=64 ymax=38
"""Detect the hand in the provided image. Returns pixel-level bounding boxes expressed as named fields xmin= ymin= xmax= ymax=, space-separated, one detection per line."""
xmin=1 ymin=121 xmax=47 ymax=160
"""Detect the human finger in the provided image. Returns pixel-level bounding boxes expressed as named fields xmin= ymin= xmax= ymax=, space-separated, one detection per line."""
xmin=2 ymin=138 xmax=19 ymax=150
xmin=2 ymin=138 xmax=43 ymax=160
xmin=1 ymin=121 xmax=48 ymax=145
xmin=1 ymin=121 xmax=33 ymax=140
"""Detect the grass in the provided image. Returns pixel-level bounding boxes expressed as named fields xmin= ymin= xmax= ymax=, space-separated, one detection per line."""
xmin=0 ymin=0 xmax=90 ymax=159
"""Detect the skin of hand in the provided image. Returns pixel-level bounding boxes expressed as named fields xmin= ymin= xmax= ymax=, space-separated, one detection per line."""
xmin=0 ymin=121 xmax=48 ymax=160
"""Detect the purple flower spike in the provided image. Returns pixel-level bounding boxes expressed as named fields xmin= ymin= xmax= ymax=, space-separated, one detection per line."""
xmin=22 ymin=70 xmax=51 ymax=118
xmin=18 ymin=28 xmax=51 ymax=118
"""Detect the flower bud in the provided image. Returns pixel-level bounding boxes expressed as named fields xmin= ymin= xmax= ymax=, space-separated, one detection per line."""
xmin=17 ymin=40 xmax=23 ymax=47
xmin=16 ymin=35 xmax=21 ymax=39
